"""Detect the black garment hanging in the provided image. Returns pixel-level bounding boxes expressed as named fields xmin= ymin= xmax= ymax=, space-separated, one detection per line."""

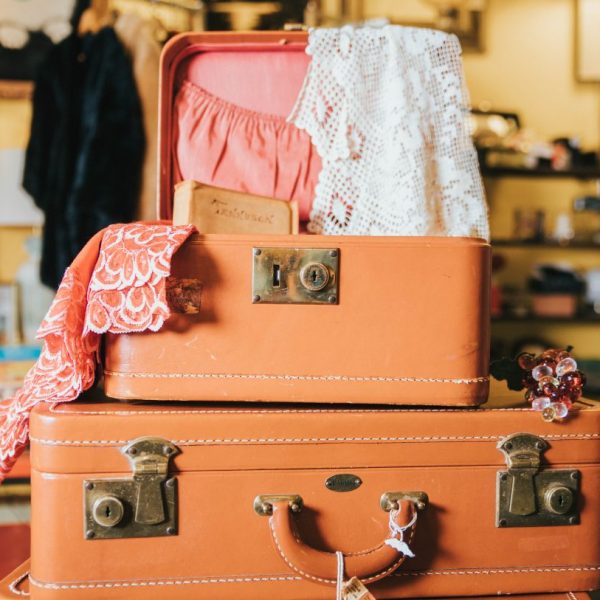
xmin=23 ymin=26 xmax=144 ymax=289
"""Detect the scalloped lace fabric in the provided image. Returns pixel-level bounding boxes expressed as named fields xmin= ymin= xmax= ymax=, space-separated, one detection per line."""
xmin=289 ymin=25 xmax=489 ymax=239
xmin=0 ymin=223 xmax=195 ymax=482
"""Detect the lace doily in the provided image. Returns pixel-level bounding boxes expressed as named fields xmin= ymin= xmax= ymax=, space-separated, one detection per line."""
xmin=289 ymin=25 xmax=489 ymax=239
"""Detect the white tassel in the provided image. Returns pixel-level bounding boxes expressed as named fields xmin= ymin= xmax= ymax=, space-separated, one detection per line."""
xmin=384 ymin=507 xmax=417 ymax=559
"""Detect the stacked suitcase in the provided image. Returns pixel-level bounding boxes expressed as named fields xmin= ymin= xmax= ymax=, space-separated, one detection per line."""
xmin=2 ymin=31 xmax=600 ymax=600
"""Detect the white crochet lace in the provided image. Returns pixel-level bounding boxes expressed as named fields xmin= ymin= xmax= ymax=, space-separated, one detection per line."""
xmin=289 ymin=25 xmax=489 ymax=239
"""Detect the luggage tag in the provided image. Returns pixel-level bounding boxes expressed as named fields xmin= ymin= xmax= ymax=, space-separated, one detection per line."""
xmin=343 ymin=577 xmax=376 ymax=600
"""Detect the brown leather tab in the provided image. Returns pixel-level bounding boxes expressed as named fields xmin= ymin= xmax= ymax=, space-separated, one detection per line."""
xmin=166 ymin=277 xmax=203 ymax=314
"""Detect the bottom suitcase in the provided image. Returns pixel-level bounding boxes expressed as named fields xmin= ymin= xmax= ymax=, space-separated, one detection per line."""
xmin=1 ymin=561 xmax=596 ymax=600
xmin=22 ymin=384 xmax=600 ymax=599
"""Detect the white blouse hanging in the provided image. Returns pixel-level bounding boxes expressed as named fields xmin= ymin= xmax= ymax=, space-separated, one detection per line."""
xmin=288 ymin=25 xmax=490 ymax=240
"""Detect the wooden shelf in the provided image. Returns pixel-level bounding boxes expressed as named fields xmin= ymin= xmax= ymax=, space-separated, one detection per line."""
xmin=481 ymin=166 xmax=600 ymax=179
xmin=493 ymin=315 xmax=600 ymax=323
xmin=492 ymin=239 xmax=600 ymax=249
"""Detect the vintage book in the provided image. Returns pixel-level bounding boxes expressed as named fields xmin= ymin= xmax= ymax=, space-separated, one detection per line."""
xmin=173 ymin=181 xmax=299 ymax=234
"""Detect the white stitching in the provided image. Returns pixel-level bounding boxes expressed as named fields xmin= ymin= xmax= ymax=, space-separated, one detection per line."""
xmin=29 ymin=574 xmax=301 ymax=590
xmin=392 ymin=565 xmax=600 ymax=577
xmin=104 ymin=369 xmax=489 ymax=385
xmin=29 ymin=432 xmax=600 ymax=447
xmin=8 ymin=571 xmax=30 ymax=596
xmin=267 ymin=517 xmax=413 ymax=585
xmin=27 ymin=565 xmax=600 ymax=590
xmin=47 ymin=404 xmax=532 ymax=415
xmin=568 ymin=592 xmax=578 ymax=600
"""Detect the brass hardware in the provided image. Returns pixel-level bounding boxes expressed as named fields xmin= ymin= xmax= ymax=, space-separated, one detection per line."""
xmin=252 ymin=247 xmax=339 ymax=304
xmin=300 ymin=262 xmax=330 ymax=291
xmin=83 ymin=437 xmax=179 ymax=540
xmin=92 ymin=496 xmax=124 ymax=528
xmin=544 ymin=485 xmax=575 ymax=515
xmin=325 ymin=474 xmax=362 ymax=492
xmin=256 ymin=491 xmax=428 ymax=516
xmin=380 ymin=491 xmax=429 ymax=512
xmin=253 ymin=494 xmax=304 ymax=516
xmin=496 ymin=432 xmax=580 ymax=527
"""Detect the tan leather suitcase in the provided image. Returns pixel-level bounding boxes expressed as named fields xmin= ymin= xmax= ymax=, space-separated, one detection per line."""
xmin=102 ymin=31 xmax=491 ymax=407
xmin=19 ymin=385 xmax=600 ymax=599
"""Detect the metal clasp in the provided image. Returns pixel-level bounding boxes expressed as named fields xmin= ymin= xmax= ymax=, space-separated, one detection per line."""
xmin=252 ymin=247 xmax=339 ymax=305
xmin=496 ymin=433 xmax=580 ymax=528
xmin=83 ymin=437 xmax=179 ymax=540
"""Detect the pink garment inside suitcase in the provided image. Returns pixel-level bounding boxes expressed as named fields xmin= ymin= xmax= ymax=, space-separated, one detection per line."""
xmin=173 ymin=50 xmax=319 ymax=221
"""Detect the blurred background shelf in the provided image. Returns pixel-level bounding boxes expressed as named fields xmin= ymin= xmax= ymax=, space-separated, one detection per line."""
xmin=493 ymin=315 xmax=600 ymax=323
xmin=492 ymin=239 xmax=600 ymax=249
xmin=481 ymin=166 xmax=600 ymax=179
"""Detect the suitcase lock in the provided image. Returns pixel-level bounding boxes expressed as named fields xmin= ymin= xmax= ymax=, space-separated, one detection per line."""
xmin=496 ymin=433 xmax=580 ymax=527
xmin=252 ymin=247 xmax=339 ymax=304
xmin=83 ymin=437 xmax=180 ymax=540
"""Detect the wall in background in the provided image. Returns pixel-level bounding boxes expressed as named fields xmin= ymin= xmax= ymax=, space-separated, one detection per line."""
xmin=0 ymin=98 xmax=34 ymax=282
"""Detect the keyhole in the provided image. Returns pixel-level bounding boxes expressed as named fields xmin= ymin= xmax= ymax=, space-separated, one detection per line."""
xmin=105 ymin=505 xmax=111 ymax=518
xmin=272 ymin=264 xmax=281 ymax=288
xmin=558 ymin=494 xmax=565 ymax=507
xmin=311 ymin=269 xmax=318 ymax=283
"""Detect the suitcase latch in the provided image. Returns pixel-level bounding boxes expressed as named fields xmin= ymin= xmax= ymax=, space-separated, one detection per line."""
xmin=83 ymin=437 xmax=179 ymax=540
xmin=252 ymin=247 xmax=339 ymax=304
xmin=496 ymin=432 xmax=580 ymax=528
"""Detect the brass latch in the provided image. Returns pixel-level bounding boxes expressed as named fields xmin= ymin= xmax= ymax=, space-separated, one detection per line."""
xmin=496 ymin=433 xmax=580 ymax=528
xmin=83 ymin=437 xmax=179 ymax=540
xmin=252 ymin=247 xmax=339 ymax=304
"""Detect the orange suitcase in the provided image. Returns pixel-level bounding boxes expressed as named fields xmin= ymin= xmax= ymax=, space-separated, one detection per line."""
xmin=102 ymin=31 xmax=491 ymax=407
xmin=18 ymin=385 xmax=600 ymax=599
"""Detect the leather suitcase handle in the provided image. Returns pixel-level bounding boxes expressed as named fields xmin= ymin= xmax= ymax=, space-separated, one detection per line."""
xmin=268 ymin=499 xmax=419 ymax=585
xmin=0 ymin=559 xmax=30 ymax=599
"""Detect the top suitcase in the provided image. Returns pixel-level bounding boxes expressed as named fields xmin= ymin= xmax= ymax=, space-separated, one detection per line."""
xmin=103 ymin=31 xmax=491 ymax=406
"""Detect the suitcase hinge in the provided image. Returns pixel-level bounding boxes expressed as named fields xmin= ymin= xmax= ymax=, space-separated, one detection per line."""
xmin=496 ymin=432 xmax=580 ymax=528
xmin=83 ymin=437 xmax=180 ymax=540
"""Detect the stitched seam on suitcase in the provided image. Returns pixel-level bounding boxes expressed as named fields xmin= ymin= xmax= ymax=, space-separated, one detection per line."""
xmin=29 ymin=433 xmax=600 ymax=446
xmin=47 ymin=405 xmax=532 ymax=415
xmin=103 ymin=370 xmax=490 ymax=384
xmin=8 ymin=571 xmax=29 ymax=596
xmin=27 ymin=566 xmax=600 ymax=590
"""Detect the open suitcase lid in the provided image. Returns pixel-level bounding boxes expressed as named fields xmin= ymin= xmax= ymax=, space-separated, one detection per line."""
xmin=158 ymin=31 xmax=309 ymax=221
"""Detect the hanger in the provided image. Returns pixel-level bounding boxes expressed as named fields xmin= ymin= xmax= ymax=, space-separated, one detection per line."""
xmin=78 ymin=0 xmax=116 ymax=35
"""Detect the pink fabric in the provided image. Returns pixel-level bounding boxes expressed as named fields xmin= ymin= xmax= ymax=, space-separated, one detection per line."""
xmin=181 ymin=50 xmax=311 ymax=117
xmin=173 ymin=80 xmax=320 ymax=221
xmin=0 ymin=223 xmax=195 ymax=483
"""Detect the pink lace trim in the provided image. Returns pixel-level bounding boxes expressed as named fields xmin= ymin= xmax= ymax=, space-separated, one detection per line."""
xmin=0 ymin=223 xmax=195 ymax=481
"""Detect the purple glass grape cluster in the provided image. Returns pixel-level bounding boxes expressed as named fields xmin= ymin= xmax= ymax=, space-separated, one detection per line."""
xmin=518 ymin=349 xmax=586 ymax=422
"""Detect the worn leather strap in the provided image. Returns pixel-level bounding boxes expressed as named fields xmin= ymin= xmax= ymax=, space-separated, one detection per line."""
xmin=268 ymin=500 xmax=417 ymax=585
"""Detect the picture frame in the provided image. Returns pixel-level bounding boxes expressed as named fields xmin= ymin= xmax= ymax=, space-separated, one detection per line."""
xmin=575 ymin=0 xmax=600 ymax=83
